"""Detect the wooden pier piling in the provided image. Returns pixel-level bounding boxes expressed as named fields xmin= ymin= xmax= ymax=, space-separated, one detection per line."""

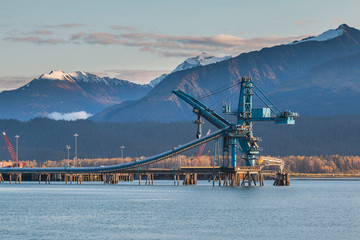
xmin=273 ymin=173 xmax=290 ymax=186
xmin=15 ymin=173 xmax=22 ymax=184
xmin=45 ymin=174 xmax=51 ymax=184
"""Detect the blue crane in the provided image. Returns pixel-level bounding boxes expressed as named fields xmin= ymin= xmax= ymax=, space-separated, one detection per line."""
xmin=173 ymin=77 xmax=298 ymax=167
xmin=0 ymin=77 xmax=296 ymax=176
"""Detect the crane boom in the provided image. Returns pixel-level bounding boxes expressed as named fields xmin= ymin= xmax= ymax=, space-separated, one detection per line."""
xmin=172 ymin=90 xmax=231 ymax=129
xmin=3 ymin=132 xmax=18 ymax=167
xmin=173 ymin=77 xmax=298 ymax=168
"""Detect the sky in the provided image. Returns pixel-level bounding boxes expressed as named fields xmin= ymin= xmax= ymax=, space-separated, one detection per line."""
xmin=0 ymin=0 xmax=360 ymax=90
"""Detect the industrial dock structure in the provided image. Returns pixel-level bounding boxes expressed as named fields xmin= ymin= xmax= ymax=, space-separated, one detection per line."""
xmin=0 ymin=77 xmax=296 ymax=187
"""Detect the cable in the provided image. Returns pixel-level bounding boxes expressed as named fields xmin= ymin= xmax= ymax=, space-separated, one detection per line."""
xmin=198 ymin=82 xmax=240 ymax=99
xmin=212 ymin=84 xmax=240 ymax=113
xmin=252 ymin=82 xmax=281 ymax=115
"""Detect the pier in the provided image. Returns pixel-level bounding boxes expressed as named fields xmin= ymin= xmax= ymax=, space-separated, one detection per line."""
xmin=0 ymin=166 xmax=287 ymax=186
xmin=0 ymin=77 xmax=295 ymax=187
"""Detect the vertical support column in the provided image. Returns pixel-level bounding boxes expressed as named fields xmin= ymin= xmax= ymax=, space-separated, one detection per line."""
xmin=46 ymin=174 xmax=51 ymax=184
xmin=231 ymin=142 xmax=236 ymax=167
xmin=252 ymin=174 xmax=257 ymax=186
xmin=139 ymin=173 xmax=141 ymax=185
xmin=78 ymin=174 xmax=83 ymax=184
xmin=241 ymin=173 xmax=245 ymax=186
xmin=183 ymin=173 xmax=188 ymax=185
xmin=152 ymin=174 xmax=154 ymax=186
xmin=16 ymin=173 xmax=22 ymax=184
xmin=224 ymin=174 xmax=228 ymax=186
xmin=286 ymin=173 xmax=290 ymax=186
xmin=259 ymin=172 xmax=264 ymax=186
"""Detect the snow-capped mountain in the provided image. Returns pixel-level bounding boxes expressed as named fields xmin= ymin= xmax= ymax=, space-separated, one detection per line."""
xmin=91 ymin=24 xmax=360 ymax=122
xmin=0 ymin=71 xmax=152 ymax=120
xmin=172 ymin=52 xmax=232 ymax=72
xmin=290 ymin=24 xmax=346 ymax=45
xmin=38 ymin=70 xmax=141 ymax=86
xmin=149 ymin=52 xmax=232 ymax=87
xmin=148 ymin=74 xmax=169 ymax=87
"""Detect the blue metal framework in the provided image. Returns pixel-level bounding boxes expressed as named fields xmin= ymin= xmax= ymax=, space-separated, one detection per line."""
xmin=0 ymin=77 xmax=297 ymax=174
xmin=173 ymin=77 xmax=298 ymax=167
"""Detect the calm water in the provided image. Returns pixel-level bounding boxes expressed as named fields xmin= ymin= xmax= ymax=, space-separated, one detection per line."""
xmin=0 ymin=180 xmax=359 ymax=240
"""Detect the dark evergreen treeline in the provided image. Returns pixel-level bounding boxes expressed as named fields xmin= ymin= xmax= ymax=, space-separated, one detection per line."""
xmin=255 ymin=115 xmax=360 ymax=156
xmin=0 ymin=115 xmax=359 ymax=162
xmin=0 ymin=118 xmax=199 ymax=163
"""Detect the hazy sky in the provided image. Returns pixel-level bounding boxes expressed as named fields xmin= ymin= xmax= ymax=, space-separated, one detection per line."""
xmin=1 ymin=0 xmax=359 ymax=90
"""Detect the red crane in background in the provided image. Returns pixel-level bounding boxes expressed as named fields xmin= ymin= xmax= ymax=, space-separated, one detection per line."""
xmin=2 ymin=132 xmax=19 ymax=167
xmin=193 ymin=129 xmax=211 ymax=166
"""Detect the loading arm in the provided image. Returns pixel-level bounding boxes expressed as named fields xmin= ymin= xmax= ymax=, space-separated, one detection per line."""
xmin=172 ymin=90 xmax=231 ymax=129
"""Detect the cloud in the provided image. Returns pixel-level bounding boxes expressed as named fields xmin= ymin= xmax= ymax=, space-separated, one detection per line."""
xmin=0 ymin=76 xmax=34 ymax=92
xmin=72 ymin=32 xmax=126 ymax=45
xmin=47 ymin=111 xmax=93 ymax=121
xmin=102 ymin=69 xmax=170 ymax=84
xmin=110 ymin=25 xmax=137 ymax=32
xmin=4 ymin=23 xmax=308 ymax=57
xmin=44 ymin=22 xmax=86 ymax=28
xmin=32 ymin=30 xmax=53 ymax=35
xmin=71 ymin=31 xmax=307 ymax=57
xmin=4 ymin=36 xmax=67 ymax=44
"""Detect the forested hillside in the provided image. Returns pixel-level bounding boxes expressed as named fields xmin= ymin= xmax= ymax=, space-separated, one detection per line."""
xmin=0 ymin=116 xmax=359 ymax=162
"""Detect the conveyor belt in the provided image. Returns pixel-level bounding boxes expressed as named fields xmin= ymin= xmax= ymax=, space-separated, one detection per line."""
xmin=0 ymin=127 xmax=229 ymax=174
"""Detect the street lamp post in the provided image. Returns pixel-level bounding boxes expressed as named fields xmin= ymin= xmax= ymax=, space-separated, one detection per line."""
xmin=74 ymin=133 xmax=78 ymax=167
xmin=120 ymin=146 xmax=125 ymax=159
xmin=66 ymin=145 xmax=71 ymax=166
xmin=15 ymin=135 xmax=19 ymax=167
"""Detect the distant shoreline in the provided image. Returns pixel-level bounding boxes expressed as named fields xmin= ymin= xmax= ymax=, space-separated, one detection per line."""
xmin=289 ymin=173 xmax=360 ymax=179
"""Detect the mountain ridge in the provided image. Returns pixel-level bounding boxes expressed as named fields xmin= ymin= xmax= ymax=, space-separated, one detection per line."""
xmin=91 ymin=24 xmax=360 ymax=122
xmin=149 ymin=52 xmax=232 ymax=87
xmin=0 ymin=71 xmax=152 ymax=120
